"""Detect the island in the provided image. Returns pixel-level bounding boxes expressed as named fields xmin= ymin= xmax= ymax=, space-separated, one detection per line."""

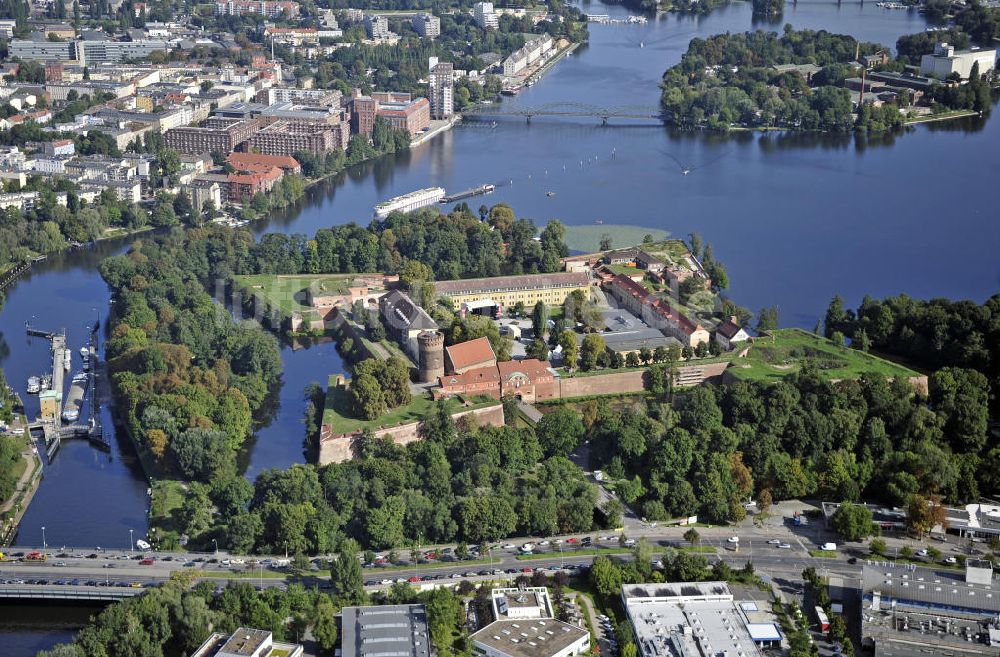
xmin=659 ymin=26 xmax=996 ymax=132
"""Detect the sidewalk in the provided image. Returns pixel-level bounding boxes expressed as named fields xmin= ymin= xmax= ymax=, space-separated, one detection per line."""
xmin=574 ymin=592 xmax=610 ymax=655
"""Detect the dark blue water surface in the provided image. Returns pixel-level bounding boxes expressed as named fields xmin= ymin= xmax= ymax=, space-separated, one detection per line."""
xmin=5 ymin=1 xmax=1000 ymax=652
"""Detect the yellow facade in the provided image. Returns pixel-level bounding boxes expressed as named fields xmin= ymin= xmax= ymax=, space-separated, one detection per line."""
xmin=444 ymin=284 xmax=589 ymax=308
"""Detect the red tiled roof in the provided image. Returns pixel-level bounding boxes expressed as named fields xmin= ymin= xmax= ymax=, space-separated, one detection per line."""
xmin=650 ymin=299 xmax=703 ymax=336
xmin=228 ymin=166 xmax=282 ymax=185
xmin=497 ymin=359 xmax=552 ymax=383
xmin=446 ymin=336 xmax=496 ymax=372
xmin=717 ymin=317 xmax=743 ymax=339
xmin=439 ymin=365 xmax=501 ymax=388
xmin=611 ymin=274 xmax=651 ymax=301
xmin=227 ymin=151 xmax=300 ymax=172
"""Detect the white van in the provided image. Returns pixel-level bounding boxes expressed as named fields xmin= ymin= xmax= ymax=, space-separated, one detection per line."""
xmin=821 ymin=542 xmax=837 ymax=551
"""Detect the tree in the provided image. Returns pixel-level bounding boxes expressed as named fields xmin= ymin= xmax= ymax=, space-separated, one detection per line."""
xmin=536 ymin=406 xmax=585 ymax=458
xmin=758 ymin=488 xmax=773 ymax=515
xmin=314 ymin=598 xmax=339 ymax=651
xmin=558 ymin=330 xmax=578 ymax=369
xmin=831 ymin=502 xmax=875 ymax=541
xmin=590 ymin=556 xmax=623 ymax=597
xmin=350 ymin=372 xmax=386 ymax=420
xmin=870 ymin=537 xmax=887 ymax=556
xmin=526 ymin=338 xmax=549 ymax=361
xmin=683 ymin=528 xmax=700 ymax=545
xmin=330 ymin=539 xmax=366 ymax=606
xmin=580 ymin=333 xmax=606 ymax=371
xmin=906 ymin=494 xmax=946 ymax=538
xmin=756 ymin=306 xmax=779 ymax=333
xmin=531 ymin=301 xmax=549 ymax=338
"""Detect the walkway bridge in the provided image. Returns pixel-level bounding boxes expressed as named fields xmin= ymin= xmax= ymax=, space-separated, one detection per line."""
xmin=462 ymin=102 xmax=664 ymax=124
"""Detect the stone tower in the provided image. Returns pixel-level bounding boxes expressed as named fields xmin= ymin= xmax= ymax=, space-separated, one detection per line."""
xmin=418 ymin=331 xmax=445 ymax=383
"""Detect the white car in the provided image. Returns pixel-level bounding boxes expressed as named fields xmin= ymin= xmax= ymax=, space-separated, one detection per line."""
xmin=380 ymin=578 xmax=392 ymax=585
xmin=624 ymin=538 xmax=636 ymax=547
xmin=778 ymin=543 xmax=792 ymax=549
xmin=502 ymin=544 xmax=515 ymax=550
xmin=945 ymin=556 xmax=958 ymax=564
xmin=917 ymin=549 xmax=928 ymax=557
xmin=538 ymin=540 xmax=551 ymax=547
xmin=727 ymin=536 xmax=740 ymax=544
xmin=767 ymin=539 xmax=781 ymax=545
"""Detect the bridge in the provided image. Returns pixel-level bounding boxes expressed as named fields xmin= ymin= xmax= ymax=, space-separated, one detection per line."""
xmin=0 ymin=583 xmax=144 ymax=601
xmin=462 ymin=102 xmax=664 ymax=125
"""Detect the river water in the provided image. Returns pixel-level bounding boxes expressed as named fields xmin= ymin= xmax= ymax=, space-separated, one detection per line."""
xmin=5 ymin=0 xmax=1000 ymax=652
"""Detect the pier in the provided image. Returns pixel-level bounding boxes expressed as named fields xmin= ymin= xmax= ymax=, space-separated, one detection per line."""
xmin=25 ymin=326 xmax=110 ymax=461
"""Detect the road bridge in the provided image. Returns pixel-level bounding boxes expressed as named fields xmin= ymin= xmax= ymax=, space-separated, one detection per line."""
xmin=0 ymin=583 xmax=142 ymax=601
xmin=462 ymin=102 xmax=664 ymax=125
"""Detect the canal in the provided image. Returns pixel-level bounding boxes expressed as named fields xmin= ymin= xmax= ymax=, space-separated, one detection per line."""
xmin=4 ymin=0 xmax=999 ymax=652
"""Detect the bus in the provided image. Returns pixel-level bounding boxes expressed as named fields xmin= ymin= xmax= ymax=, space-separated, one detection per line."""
xmin=815 ymin=606 xmax=830 ymax=632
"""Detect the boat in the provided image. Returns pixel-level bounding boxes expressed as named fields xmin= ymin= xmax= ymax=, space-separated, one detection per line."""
xmin=63 ymin=350 xmax=71 ymax=371
xmin=61 ymin=408 xmax=79 ymax=423
xmin=72 ymin=372 xmax=87 ymax=384
xmin=373 ymin=187 xmax=446 ymax=218
xmin=80 ymin=347 xmax=89 ymax=358
xmin=440 ymin=184 xmax=497 ymax=204
xmin=135 ymin=539 xmax=151 ymax=550
xmin=546 ymin=191 xmax=556 ymax=197
xmin=26 ymin=376 xmax=41 ymax=394
xmin=41 ymin=375 xmax=51 ymax=391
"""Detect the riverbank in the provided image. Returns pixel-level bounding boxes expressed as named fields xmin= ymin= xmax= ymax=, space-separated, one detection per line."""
xmin=904 ymin=108 xmax=980 ymax=125
xmin=0 ymin=414 xmax=43 ymax=547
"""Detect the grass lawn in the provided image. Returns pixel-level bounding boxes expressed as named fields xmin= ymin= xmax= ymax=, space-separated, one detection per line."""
xmin=726 ymin=328 xmax=920 ymax=383
xmin=233 ymin=274 xmax=358 ymax=318
xmin=637 ymin=239 xmax=694 ymax=267
xmin=563 ymin=225 xmax=668 ymax=253
xmin=808 ymin=549 xmax=838 ymax=559
xmin=149 ymin=479 xmax=187 ymax=547
xmin=322 ymin=377 xmax=498 ymax=435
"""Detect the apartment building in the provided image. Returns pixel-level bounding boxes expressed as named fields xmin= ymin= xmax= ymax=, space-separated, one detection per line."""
xmin=364 ymin=14 xmax=390 ymax=39
xmin=474 ymin=2 xmax=499 ymax=29
xmin=164 ymin=118 xmax=260 ymax=154
xmin=412 ymin=13 xmax=441 ymax=38
xmin=250 ymin=120 xmax=339 ymax=155
xmin=213 ymin=0 xmax=299 ymax=18
xmin=429 ymin=61 xmax=454 ymax=118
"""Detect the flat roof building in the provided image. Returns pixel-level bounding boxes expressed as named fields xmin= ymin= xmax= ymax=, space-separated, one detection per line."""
xmin=341 ymin=604 xmax=431 ymax=657
xmin=622 ymin=582 xmax=779 ymax=657
xmin=861 ymin=562 xmax=1000 ymax=656
xmin=190 ymin=627 xmax=303 ymax=657
xmin=920 ymin=42 xmax=997 ymax=80
xmin=472 ymin=587 xmax=590 ymax=657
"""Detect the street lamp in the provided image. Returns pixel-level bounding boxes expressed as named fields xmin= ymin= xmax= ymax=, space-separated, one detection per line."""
xmin=41 ymin=526 xmax=46 ymax=549
xmin=284 ymin=541 xmax=288 ymax=559
xmin=129 ymin=529 xmax=134 ymax=554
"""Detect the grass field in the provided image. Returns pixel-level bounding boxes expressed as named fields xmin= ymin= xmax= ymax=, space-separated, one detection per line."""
xmin=233 ymin=274 xmax=358 ymax=318
xmin=726 ymin=328 xmax=920 ymax=383
xmin=322 ymin=376 xmax=499 ymax=435
xmin=563 ymin=225 xmax=668 ymax=253
xmin=808 ymin=549 xmax=838 ymax=559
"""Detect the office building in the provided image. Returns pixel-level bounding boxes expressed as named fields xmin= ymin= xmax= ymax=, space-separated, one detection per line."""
xmin=622 ymin=582 xmax=781 ymax=657
xmin=364 ymin=14 xmax=390 ymax=39
xmin=920 ymin=43 xmax=997 ymax=80
xmin=474 ymin=1 xmax=499 ymax=29
xmin=412 ymin=13 xmax=441 ymax=38
xmin=375 ymin=96 xmax=431 ymax=135
xmin=191 ymin=627 xmax=303 ymax=657
xmin=164 ymin=118 xmax=260 ymax=154
xmin=10 ymin=39 xmax=170 ymax=63
xmin=861 ymin=562 xmax=1000 ymax=656
xmin=471 ymin=587 xmax=590 ymax=657
xmin=429 ymin=61 xmax=454 ymax=118
xmin=340 ymin=604 xmax=431 ymax=657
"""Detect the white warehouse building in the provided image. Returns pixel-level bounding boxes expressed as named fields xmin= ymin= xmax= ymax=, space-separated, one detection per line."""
xmin=920 ymin=43 xmax=997 ymax=80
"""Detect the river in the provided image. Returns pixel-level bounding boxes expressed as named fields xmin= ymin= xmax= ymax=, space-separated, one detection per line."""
xmin=4 ymin=0 xmax=999 ymax=652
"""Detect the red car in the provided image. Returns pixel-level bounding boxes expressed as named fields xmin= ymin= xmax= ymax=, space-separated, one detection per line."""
xmin=567 ymin=538 xmax=579 ymax=544
xmin=408 ymin=576 xmax=420 ymax=583
xmin=521 ymin=567 xmax=533 ymax=573
xmin=140 ymin=558 xmax=155 ymax=566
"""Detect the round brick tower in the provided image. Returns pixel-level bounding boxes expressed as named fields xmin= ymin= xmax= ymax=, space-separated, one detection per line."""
xmin=418 ymin=331 xmax=445 ymax=383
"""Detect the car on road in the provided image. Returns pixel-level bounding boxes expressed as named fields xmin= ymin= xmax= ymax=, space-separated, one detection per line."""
xmin=502 ymin=544 xmax=515 ymax=550
xmin=917 ymin=549 xmax=929 ymax=557
xmin=945 ymin=556 xmax=958 ymax=564
xmin=727 ymin=537 xmax=740 ymax=544
xmin=86 ymin=554 xmax=98 ymax=559
xmin=408 ymin=576 xmax=420 ymax=583
xmin=624 ymin=538 xmax=636 ymax=547
xmin=54 ymin=562 xmax=65 ymax=567
xmin=778 ymin=543 xmax=792 ymax=549
xmin=538 ymin=540 xmax=550 ymax=547
xmin=567 ymin=538 xmax=579 ymax=544
xmin=521 ymin=567 xmax=533 ymax=573
xmin=140 ymin=558 xmax=155 ymax=566
xmin=767 ymin=539 xmax=781 ymax=545
xmin=450 ymin=573 xmax=461 ymax=579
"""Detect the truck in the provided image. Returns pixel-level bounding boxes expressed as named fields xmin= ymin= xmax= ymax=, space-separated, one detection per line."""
xmin=25 ymin=551 xmax=46 ymax=561
xmin=821 ymin=542 xmax=837 ymax=551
